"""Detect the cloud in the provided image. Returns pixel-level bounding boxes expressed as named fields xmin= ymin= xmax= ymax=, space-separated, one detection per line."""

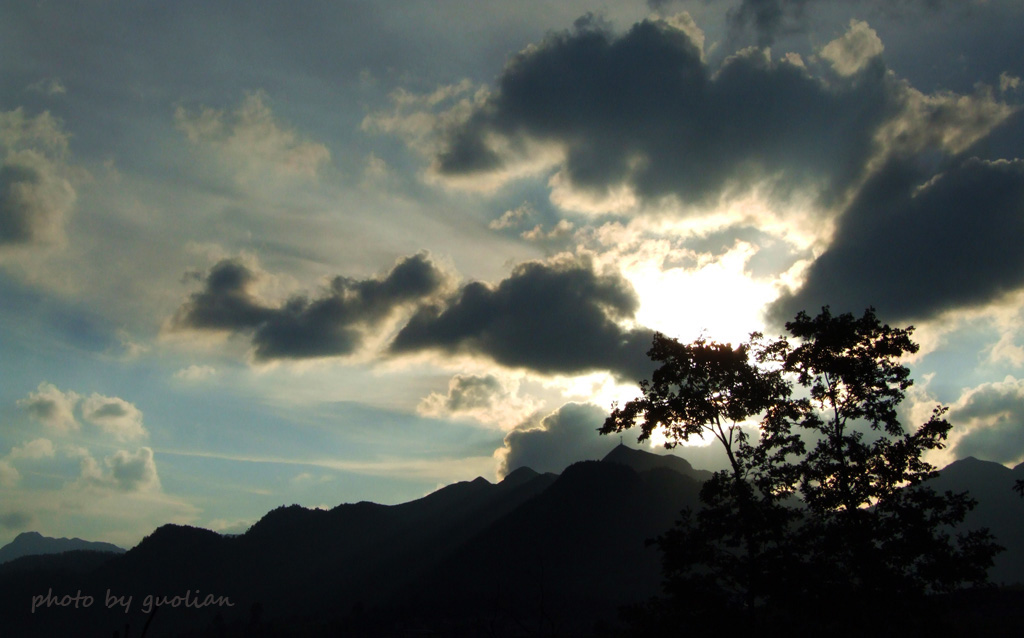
xmin=875 ymin=83 xmax=1014 ymax=160
xmin=0 ymin=119 xmax=75 ymax=250
xmin=418 ymin=373 xmax=542 ymax=429
xmin=726 ymin=0 xmax=812 ymax=48
xmin=0 ymin=159 xmax=73 ymax=247
xmin=496 ymin=402 xmax=612 ymax=477
xmin=489 ymin=202 xmax=534 ymax=230
xmin=172 ymin=252 xmax=452 ymax=360
xmin=1000 ymin=72 xmax=1022 ymax=94
xmin=0 ymin=461 xmax=19 ymax=487
xmin=390 ymin=255 xmax=656 ymax=381
xmin=0 ymin=511 xmax=33 ymax=531
xmin=0 ymin=109 xmax=75 ymax=250
xmin=0 ymin=438 xmax=56 ymax=487
xmin=770 ymin=157 xmax=1024 ymax=324
xmin=421 ymin=373 xmax=504 ymax=412
xmin=0 ymin=108 xmax=69 ymax=154
xmin=172 ymin=257 xmax=272 ymax=331
xmin=725 ymin=1 xmax=957 ymax=48
xmin=423 ymin=17 xmax=904 ymax=212
xmin=107 ymin=448 xmax=160 ymax=491
xmin=379 ymin=14 xmax=1014 ymax=226
xmin=81 ymin=394 xmax=147 ymax=441
xmin=77 ymin=447 xmax=161 ymax=492
xmin=8 ymin=438 xmax=56 ymax=461
xmin=17 ymin=382 xmax=80 ymax=433
xmin=950 ymin=376 xmax=1024 ymax=465
xmin=174 ymin=364 xmax=218 ymax=381
xmin=821 ymin=19 xmax=884 ymax=76
xmin=17 ymin=384 xmax=150 ymax=442
xmin=27 ymin=78 xmax=67 ymax=96
xmin=174 ymin=91 xmax=330 ymax=182
xmin=521 ymin=219 xmax=575 ymax=243
xmin=361 ymin=78 xmax=483 ymax=158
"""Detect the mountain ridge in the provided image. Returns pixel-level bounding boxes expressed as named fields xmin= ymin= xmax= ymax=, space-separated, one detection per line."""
xmin=0 ymin=531 xmax=125 ymax=564
xmin=0 ymin=448 xmax=1021 ymax=636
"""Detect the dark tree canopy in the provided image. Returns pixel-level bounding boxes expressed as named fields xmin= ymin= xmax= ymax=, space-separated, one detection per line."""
xmin=602 ymin=307 xmax=1002 ymax=634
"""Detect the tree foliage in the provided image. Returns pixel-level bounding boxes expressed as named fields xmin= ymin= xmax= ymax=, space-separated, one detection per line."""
xmin=602 ymin=307 xmax=1001 ymax=633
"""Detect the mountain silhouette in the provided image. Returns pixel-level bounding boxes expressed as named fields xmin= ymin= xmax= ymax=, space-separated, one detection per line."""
xmin=927 ymin=456 xmax=1024 ymax=585
xmin=0 ymin=531 xmax=124 ymax=564
xmin=1 ymin=448 xmax=1021 ymax=636
xmin=395 ymin=458 xmax=704 ymax=635
xmin=603 ymin=442 xmax=715 ymax=482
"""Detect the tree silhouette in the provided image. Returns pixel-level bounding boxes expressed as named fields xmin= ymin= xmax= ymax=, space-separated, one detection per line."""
xmin=603 ymin=307 xmax=1001 ymax=633
xmin=601 ymin=333 xmax=802 ymax=620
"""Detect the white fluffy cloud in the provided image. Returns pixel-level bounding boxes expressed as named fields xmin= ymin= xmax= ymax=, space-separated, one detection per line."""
xmin=8 ymin=438 xmax=56 ymax=460
xmin=495 ymin=402 xmax=613 ymax=477
xmin=81 ymin=393 xmax=148 ymax=441
xmin=17 ymin=382 xmax=80 ymax=434
xmin=76 ymin=447 xmax=161 ymax=492
xmin=418 ymin=373 xmax=542 ymax=429
xmin=0 ymin=438 xmax=56 ymax=487
xmin=0 ymin=109 xmax=75 ymax=249
xmin=820 ymin=20 xmax=884 ymax=77
xmin=17 ymin=383 xmax=147 ymax=441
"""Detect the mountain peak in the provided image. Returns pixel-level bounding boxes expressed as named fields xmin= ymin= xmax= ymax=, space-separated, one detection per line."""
xmin=602 ymin=444 xmax=713 ymax=482
xmin=501 ymin=466 xmax=540 ymax=488
xmin=0 ymin=531 xmax=125 ymax=564
xmin=940 ymin=456 xmax=1012 ymax=478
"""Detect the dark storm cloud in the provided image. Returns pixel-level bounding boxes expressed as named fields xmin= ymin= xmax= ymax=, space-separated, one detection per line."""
xmin=0 ymin=164 xmax=41 ymax=244
xmin=770 ymin=157 xmax=1024 ymax=324
xmin=726 ymin=0 xmax=956 ymax=48
xmin=173 ymin=259 xmax=272 ymax=331
xmin=390 ymin=257 xmax=655 ymax=381
xmin=646 ymin=0 xmax=679 ymax=11
xmin=434 ymin=17 xmax=895 ymax=209
xmin=498 ymin=402 xmax=612 ymax=477
xmin=0 ymin=161 xmax=72 ymax=247
xmin=173 ymin=252 xmax=450 ymax=360
xmin=727 ymin=0 xmax=812 ymax=47
xmin=952 ymin=379 xmax=1024 ymax=464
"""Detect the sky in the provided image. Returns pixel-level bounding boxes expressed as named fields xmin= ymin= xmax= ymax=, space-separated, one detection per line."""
xmin=1 ymin=0 xmax=1023 ymax=549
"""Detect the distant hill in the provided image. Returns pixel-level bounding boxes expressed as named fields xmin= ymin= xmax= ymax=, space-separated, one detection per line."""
xmin=0 ymin=448 xmax=1021 ymax=636
xmin=0 ymin=531 xmax=124 ymax=564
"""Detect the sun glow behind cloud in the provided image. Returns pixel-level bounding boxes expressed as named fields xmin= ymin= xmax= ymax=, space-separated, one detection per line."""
xmin=627 ymin=241 xmax=777 ymax=346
